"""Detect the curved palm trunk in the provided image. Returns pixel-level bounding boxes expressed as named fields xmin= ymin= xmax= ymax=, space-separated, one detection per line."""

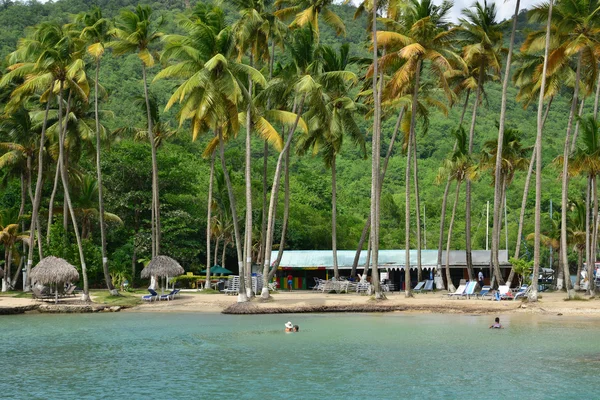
xmin=205 ymin=150 xmax=215 ymax=289
xmin=569 ymin=99 xmax=586 ymax=153
xmin=560 ymin=51 xmax=583 ymax=299
xmin=259 ymin=140 xmax=268 ymax=266
xmin=141 ymin=64 xmax=160 ymax=257
xmin=584 ymin=176 xmax=591 ymax=292
xmin=332 ymin=155 xmax=339 ymax=279
xmin=261 ymin=95 xmax=305 ymax=298
xmin=435 ymin=91 xmax=471 ymax=289
xmin=530 ymin=1 xmax=552 ymax=302
xmin=46 ymin=163 xmax=61 ymax=244
xmin=57 ymin=82 xmax=90 ymax=301
xmin=268 ymin=138 xmax=291 ymax=279
xmin=404 ymin=60 xmax=422 ymax=298
xmin=412 ymin=131 xmax=422 ymax=282
xmin=243 ymin=64 xmax=254 ymax=297
xmin=94 ymin=59 xmax=116 ymax=295
xmin=466 ymin=67 xmax=485 ymax=282
xmin=218 ymin=128 xmax=248 ymax=302
xmin=351 ymin=107 xmax=405 ymax=278
xmin=492 ymin=0 xmax=521 ymax=289
xmin=26 ymin=82 xmax=54 ymax=291
xmin=445 ymin=180 xmax=462 ymax=293
xmin=588 ymin=175 xmax=598 ymax=296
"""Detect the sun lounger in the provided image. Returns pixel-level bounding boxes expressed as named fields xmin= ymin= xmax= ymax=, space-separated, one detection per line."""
xmin=513 ymin=285 xmax=529 ymax=300
xmin=422 ymin=280 xmax=434 ymax=293
xmin=492 ymin=285 xmax=513 ymax=301
xmin=446 ymin=283 xmax=467 ymax=299
xmin=62 ymin=284 xmax=77 ymax=298
xmin=413 ymin=281 xmax=426 ymax=293
xmin=476 ymin=285 xmax=491 ymax=299
xmin=224 ymin=276 xmax=240 ymax=295
xmin=459 ymin=281 xmax=477 ymax=299
xmin=142 ymin=288 xmax=158 ymax=302
xmin=159 ymin=289 xmax=178 ymax=301
xmin=32 ymin=287 xmax=54 ymax=302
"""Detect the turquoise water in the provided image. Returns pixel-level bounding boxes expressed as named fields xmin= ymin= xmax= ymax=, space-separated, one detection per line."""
xmin=1 ymin=312 xmax=599 ymax=399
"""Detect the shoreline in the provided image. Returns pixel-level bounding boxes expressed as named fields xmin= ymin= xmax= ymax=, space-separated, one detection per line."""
xmin=3 ymin=290 xmax=600 ymax=316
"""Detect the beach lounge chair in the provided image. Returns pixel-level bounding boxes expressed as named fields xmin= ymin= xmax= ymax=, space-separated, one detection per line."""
xmin=492 ymin=285 xmax=513 ymax=301
xmin=446 ymin=283 xmax=467 ymax=299
xmin=356 ymin=282 xmax=371 ymax=295
xmin=142 ymin=288 xmax=158 ymax=302
xmin=413 ymin=281 xmax=426 ymax=293
xmin=422 ymin=280 xmax=434 ymax=293
xmin=459 ymin=281 xmax=477 ymax=299
xmin=513 ymin=285 xmax=529 ymax=300
xmin=476 ymin=285 xmax=491 ymax=299
xmin=159 ymin=289 xmax=178 ymax=301
xmin=224 ymin=276 xmax=240 ymax=295
xmin=62 ymin=284 xmax=77 ymax=298
xmin=32 ymin=287 xmax=54 ymax=302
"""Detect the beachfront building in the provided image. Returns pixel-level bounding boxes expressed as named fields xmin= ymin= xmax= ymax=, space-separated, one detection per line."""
xmin=267 ymin=250 xmax=511 ymax=290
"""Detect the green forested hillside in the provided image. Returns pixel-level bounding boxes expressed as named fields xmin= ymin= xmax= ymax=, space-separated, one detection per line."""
xmin=0 ymin=0 xmax=589 ymax=287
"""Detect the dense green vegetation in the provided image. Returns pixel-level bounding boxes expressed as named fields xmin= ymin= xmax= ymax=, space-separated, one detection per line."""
xmin=0 ymin=0 xmax=597 ymax=299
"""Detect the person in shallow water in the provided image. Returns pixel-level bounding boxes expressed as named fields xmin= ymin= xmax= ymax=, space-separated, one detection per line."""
xmin=489 ymin=317 xmax=503 ymax=329
xmin=293 ymin=325 xmax=299 ymax=332
xmin=285 ymin=321 xmax=294 ymax=332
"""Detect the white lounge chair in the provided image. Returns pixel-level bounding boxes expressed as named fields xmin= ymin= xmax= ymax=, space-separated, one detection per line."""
xmin=447 ymin=284 xmax=467 ymax=299
xmin=422 ymin=280 xmax=434 ymax=293
xmin=458 ymin=281 xmax=478 ymax=299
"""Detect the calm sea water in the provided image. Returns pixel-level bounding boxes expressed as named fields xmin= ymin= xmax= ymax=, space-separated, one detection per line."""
xmin=1 ymin=312 xmax=599 ymax=399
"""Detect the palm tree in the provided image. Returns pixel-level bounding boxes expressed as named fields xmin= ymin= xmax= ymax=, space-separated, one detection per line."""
xmin=568 ymin=199 xmax=587 ymax=290
xmin=298 ymin=43 xmax=365 ymax=280
xmin=529 ymin=0 xmax=600 ymax=298
xmin=275 ymin=0 xmax=345 ymax=41
xmin=529 ymin=0 xmax=553 ymax=302
xmin=570 ymin=115 xmax=600 ymax=295
xmin=457 ymin=0 xmax=503 ymax=281
xmin=76 ymin=7 xmax=116 ymax=295
xmin=378 ymin=0 xmax=457 ymax=297
xmin=436 ymin=126 xmax=476 ymax=292
xmin=110 ymin=5 xmax=163 ymax=258
xmin=0 ymin=209 xmax=28 ymax=292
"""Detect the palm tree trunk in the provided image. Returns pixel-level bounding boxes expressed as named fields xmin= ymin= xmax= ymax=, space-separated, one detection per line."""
xmin=584 ymin=176 xmax=591 ymax=292
xmin=94 ymin=59 xmax=116 ymax=295
xmin=588 ymin=174 xmax=598 ymax=296
xmin=2 ymin=249 xmax=8 ymax=292
xmin=26 ymin=82 xmax=54 ymax=291
xmin=261 ymin=95 xmax=305 ymax=298
xmin=218 ymin=127 xmax=248 ymax=302
xmin=268 ymin=137 xmax=291 ymax=279
xmin=205 ymin=150 xmax=215 ymax=289
xmin=560 ymin=51 xmax=583 ymax=299
xmin=259 ymin=140 xmax=268 ymax=266
xmin=445 ymin=180 xmax=462 ymax=293
xmin=331 ymin=155 xmax=339 ymax=279
xmin=575 ymin=248 xmax=583 ymax=291
xmin=46 ymin=163 xmax=61 ymax=245
xmin=435 ymin=91 xmax=471 ymax=289
xmin=18 ymin=172 xmax=25 ymax=218
xmin=530 ymin=1 xmax=553 ymax=302
xmin=404 ymin=60 xmax=422 ymax=298
xmin=351 ymin=107 xmax=405 ymax=278
xmin=492 ymin=0 xmax=521 ymax=289
xmin=141 ymin=63 xmax=160 ymax=257
xmin=370 ymin=0 xmax=385 ymax=300
xmin=570 ymin=98 xmax=586 ymax=153
xmin=466 ymin=67 xmax=485 ymax=281
xmin=243 ymin=58 xmax=254 ymax=297
xmin=412 ymin=131 xmax=422 ymax=283
xmin=222 ymin=240 xmax=228 ymax=268
xmin=57 ymin=82 xmax=90 ymax=301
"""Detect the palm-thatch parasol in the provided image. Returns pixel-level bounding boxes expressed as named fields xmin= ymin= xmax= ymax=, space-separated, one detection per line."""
xmin=30 ymin=256 xmax=79 ymax=303
xmin=141 ymin=256 xmax=184 ymax=293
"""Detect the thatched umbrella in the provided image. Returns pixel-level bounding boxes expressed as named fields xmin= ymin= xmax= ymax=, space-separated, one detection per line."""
xmin=141 ymin=256 xmax=184 ymax=293
xmin=30 ymin=256 xmax=79 ymax=304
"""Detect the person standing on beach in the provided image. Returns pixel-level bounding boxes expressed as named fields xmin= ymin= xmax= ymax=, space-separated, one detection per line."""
xmin=287 ymin=273 xmax=293 ymax=292
xmin=478 ymin=270 xmax=484 ymax=288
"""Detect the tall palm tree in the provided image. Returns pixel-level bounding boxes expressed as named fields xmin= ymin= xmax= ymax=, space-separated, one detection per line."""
xmin=568 ymin=199 xmax=587 ymax=290
xmin=76 ymin=7 xmax=116 ymax=294
xmin=378 ymin=0 xmax=457 ymax=297
xmin=436 ymin=126 xmax=475 ymax=292
xmin=0 ymin=209 xmax=28 ymax=292
xmin=298 ymin=43 xmax=365 ymax=280
xmin=110 ymin=5 xmax=163 ymax=258
xmin=457 ymin=0 xmax=503 ymax=281
xmin=529 ymin=0 xmax=600 ymax=298
xmin=529 ymin=0 xmax=553 ymax=302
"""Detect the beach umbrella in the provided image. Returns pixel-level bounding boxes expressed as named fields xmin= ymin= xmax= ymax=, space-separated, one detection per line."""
xmin=30 ymin=256 xmax=79 ymax=304
xmin=211 ymin=266 xmax=232 ymax=275
xmin=141 ymin=256 xmax=184 ymax=293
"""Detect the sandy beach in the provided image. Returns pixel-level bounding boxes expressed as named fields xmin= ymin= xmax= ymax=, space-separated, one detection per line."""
xmin=4 ymin=290 xmax=600 ymax=316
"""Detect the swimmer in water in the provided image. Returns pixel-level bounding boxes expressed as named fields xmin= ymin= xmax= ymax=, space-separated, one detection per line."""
xmin=489 ymin=317 xmax=503 ymax=329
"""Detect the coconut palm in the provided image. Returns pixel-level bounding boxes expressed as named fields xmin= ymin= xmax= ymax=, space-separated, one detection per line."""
xmin=568 ymin=199 xmax=587 ymax=290
xmin=436 ymin=126 xmax=476 ymax=292
xmin=109 ymin=5 xmax=163 ymax=258
xmin=274 ymin=0 xmax=345 ymax=41
xmin=529 ymin=0 xmax=600 ymax=298
xmin=457 ymin=0 xmax=503 ymax=281
xmin=0 ymin=209 xmax=28 ymax=292
xmin=377 ymin=0 xmax=457 ymax=297
xmin=297 ymin=43 xmax=365 ymax=280
xmin=75 ymin=6 xmax=116 ymax=294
